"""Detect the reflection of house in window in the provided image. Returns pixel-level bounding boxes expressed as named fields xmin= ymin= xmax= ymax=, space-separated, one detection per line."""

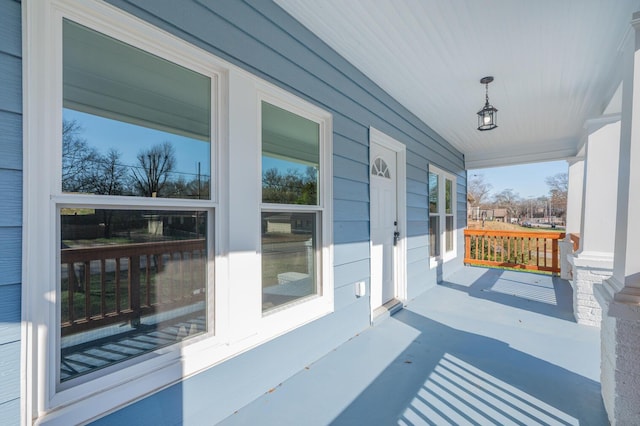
xmin=263 ymin=213 xmax=314 ymax=235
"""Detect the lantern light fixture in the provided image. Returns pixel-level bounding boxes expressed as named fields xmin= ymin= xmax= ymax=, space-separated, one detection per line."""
xmin=477 ymin=76 xmax=498 ymax=131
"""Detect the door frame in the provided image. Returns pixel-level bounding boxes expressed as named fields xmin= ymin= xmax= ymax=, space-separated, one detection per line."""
xmin=369 ymin=127 xmax=407 ymax=320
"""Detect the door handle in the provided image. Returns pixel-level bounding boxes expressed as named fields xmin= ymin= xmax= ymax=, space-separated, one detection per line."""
xmin=393 ymin=231 xmax=400 ymax=246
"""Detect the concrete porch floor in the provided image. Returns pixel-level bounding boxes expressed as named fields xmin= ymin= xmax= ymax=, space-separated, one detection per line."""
xmin=220 ymin=266 xmax=606 ymax=425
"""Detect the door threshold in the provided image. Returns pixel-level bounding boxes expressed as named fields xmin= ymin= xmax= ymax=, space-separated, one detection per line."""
xmin=372 ymin=298 xmax=403 ymax=326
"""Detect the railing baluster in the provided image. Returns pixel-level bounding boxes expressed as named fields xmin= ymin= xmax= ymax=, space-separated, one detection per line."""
xmin=157 ymin=253 xmax=164 ymax=303
xmin=84 ymin=261 xmax=91 ymax=321
xmin=180 ymin=251 xmax=186 ymax=299
xmin=146 ymin=254 xmax=151 ymax=306
xmin=465 ymin=232 xmax=471 ymax=263
xmin=169 ymin=252 xmax=175 ymax=302
xmin=130 ymin=255 xmax=140 ymax=326
xmin=68 ymin=262 xmax=75 ymax=324
xmin=100 ymin=259 xmax=106 ymax=317
xmin=115 ymin=258 xmax=121 ymax=313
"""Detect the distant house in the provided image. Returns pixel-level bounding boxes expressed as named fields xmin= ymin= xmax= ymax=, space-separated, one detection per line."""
xmin=492 ymin=208 xmax=509 ymax=222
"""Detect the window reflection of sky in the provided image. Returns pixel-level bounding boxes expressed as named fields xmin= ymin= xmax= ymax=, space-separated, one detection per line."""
xmin=64 ymin=109 xmax=211 ymax=181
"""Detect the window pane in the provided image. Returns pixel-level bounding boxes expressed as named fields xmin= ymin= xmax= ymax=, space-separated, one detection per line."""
xmin=445 ymin=179 xmax=453 ymax=214
xmin=62 ymin=20 xmax=211 ymax=199
xmin=262 ymin=212 xmax=317 ymax=312
xmin=429 ymin=215 xmax=440 ymax=258
xmin=446 ymin=215 xmax=454 ymax=252
xmin=429 ymin=172 xmax=439 ymax=214
xmin=262 ymin=102 xmax=319 ymax=205
xmin=60 ymin=209 xmax=208 ymax=382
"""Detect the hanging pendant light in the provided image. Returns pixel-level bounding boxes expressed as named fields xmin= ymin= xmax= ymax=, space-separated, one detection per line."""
xmin=477 ymin=76 xmax=498 ymax=131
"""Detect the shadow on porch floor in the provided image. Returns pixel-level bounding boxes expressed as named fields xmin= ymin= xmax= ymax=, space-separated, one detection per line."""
xmin=220 ymin=266 xmax=605 ymax=426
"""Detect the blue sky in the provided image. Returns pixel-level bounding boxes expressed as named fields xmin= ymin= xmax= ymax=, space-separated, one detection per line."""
xmin=469 ymin=161 xmax=568 ymax=199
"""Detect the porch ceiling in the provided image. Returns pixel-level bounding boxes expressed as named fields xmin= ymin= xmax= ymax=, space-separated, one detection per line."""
xmin=275 ymin=0 xmax=640 ymax=169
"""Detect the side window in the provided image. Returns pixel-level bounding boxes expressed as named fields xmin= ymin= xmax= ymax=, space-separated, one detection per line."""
xmin=429 ymin=167 xmax=456 ymax=263
xmin=59 ymin=19 xmax=214 ymax=385
xmin=261 ymin=101 xmax=322 ymax=313
xmin=429 ymin=172 xmax=440 ymax=258
xmin=445 ymin=178 xmax=454 ymax=251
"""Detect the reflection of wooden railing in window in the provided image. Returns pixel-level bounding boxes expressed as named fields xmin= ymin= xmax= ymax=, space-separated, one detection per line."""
xmin=464 ymin=230 xmax=565 ymax=274
xmin=61 ymin=239 xmax=206 ymax=336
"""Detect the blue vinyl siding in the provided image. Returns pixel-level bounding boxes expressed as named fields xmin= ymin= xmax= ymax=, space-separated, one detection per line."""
xmin=0 ymin=1 xmax=22 ymax=424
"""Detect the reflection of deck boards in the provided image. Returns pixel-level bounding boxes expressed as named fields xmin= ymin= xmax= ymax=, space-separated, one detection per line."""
xmin=60 ymin=316 xmax=206 ymax=382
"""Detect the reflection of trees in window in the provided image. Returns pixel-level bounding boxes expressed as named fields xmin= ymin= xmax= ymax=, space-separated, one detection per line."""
xmin=262 ymin=166 xmax=317 ymax=204
xmin=62 ymin=120 xmax=210 ymax=200
xmin=131 ymin=142 xmax=176 ymax=197
xmin=62 ymin=119 xmax=100 ymax=193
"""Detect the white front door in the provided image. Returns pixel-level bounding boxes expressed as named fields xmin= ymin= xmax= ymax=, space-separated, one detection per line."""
xmin=370 ymin=142 xmax=398 ymax=310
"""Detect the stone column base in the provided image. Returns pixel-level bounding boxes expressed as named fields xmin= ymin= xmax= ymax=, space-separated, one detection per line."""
xmin=569 ymin=253 xmax=613 ymax=326
xmin=595 ymin=278 xmax=640 ymax=425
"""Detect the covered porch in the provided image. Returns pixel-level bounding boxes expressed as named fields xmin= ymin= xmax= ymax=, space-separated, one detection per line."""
xmin=270 ymin=1 xmax=640 ymax=423
xmin=216 ymin=266 xmax=603 ymax=425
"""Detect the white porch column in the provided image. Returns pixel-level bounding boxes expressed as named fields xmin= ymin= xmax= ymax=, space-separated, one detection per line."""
xmin=559 ymin=158 xmax=584 ymax=279
xmin=568 ymin=117 xmax=620 ymax=326
xmin=596 ymin=12 xmax=640 ymax=424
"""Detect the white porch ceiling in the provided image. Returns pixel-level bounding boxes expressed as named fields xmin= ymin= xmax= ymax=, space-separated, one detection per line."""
xmin=275 ymin=0 xmax=640 ymax=169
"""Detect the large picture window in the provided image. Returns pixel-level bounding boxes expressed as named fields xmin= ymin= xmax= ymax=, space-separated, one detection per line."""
xmin=58 ymin=19 xmax=214 ymax=385
xmin=429 ymin=166 xmax=457 ymax=264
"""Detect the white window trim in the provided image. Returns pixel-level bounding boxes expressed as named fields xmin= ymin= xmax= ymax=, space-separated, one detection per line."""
xmin=256 ymin=88 xmax=334 ymax=336
xmin=429 ymin=165 xmax=457 ymax=268
xmin=22 ymin=1 xmax=333 ymax=425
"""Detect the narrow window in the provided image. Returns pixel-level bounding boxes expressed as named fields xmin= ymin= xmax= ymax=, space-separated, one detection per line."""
xmin=429 ymin=172 xmax=440 ymax=258
xmin=429 ymin=167 xmax=456 ymax=263
xmin=445 ymin=178 xmax=454 ymax=252
xmin=261 ymin=102 xmax=321 ymax=312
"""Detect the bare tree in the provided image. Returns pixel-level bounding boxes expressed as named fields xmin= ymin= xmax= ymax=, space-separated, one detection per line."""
xmin=89 ymin=149 xmax=128 ymax=196
xmin=468 ymin=174 xmax=493 ymax=207
xmin=131 ymin=142 xmax=176 ymax=197
xmin=62 ymin=119 xmax=100 ymax=192
xmin=546 ymin=172 xmax=568 ymax=220
xmin=87 ymin=149 xmax=129 ymax=238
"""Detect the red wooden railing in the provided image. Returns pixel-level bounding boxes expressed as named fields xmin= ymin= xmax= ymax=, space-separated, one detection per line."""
xmin=61 ymin=239 xmax=206 ymax=336
xmin=464 ymin=229 xmax=565 ymax=274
